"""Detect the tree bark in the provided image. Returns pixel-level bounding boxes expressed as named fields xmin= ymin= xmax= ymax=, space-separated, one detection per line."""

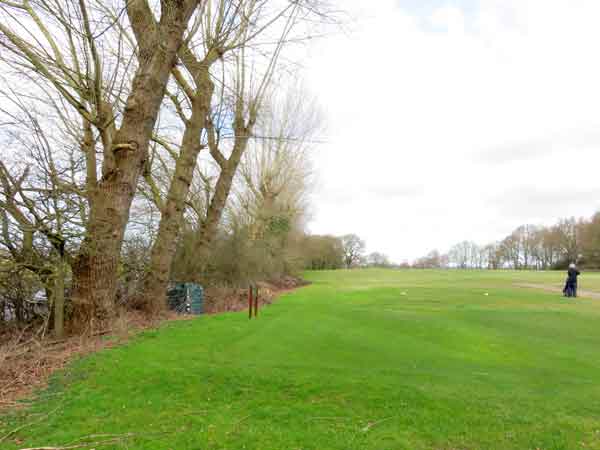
xmin=71 ymin=1 xmax=196 ymax=326
xmin=141 ymin=70 xmax=213 ymax=312
xmin=195 ymin=135 xmax=250 ymax=265
xmin=53 ymin=260 xmax=65 ymax=338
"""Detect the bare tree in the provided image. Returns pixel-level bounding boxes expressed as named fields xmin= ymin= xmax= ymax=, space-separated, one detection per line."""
xmin=341 ymin=234 xmax=365 ymax=268
xmin=139 ymin=0 xmax=319 ymax=310
xmin=554 ymin=218 xmax=580 ymax=265
xmin=483 ymin=242 xmax=502 ymax=269
xmin=235 ymin=84 xmax=318 ymax=238
xmin=0 ymin=93 xmax=87 ymax=336
xmin=449 ymin=241 xmax=472 ymax=269
xmin=163 ymin=81 xmax=319 ymax=285
xmin=0 ymin=0 xmax=204 ymax=325
xmin=413 ymin=250 xmax=444 ymax=269
xmin=367 ymin=252 xmax=390 ymax=268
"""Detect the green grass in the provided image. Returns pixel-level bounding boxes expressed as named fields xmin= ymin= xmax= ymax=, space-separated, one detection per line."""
xmin=3 ymin=269 xmax=600 ymax=449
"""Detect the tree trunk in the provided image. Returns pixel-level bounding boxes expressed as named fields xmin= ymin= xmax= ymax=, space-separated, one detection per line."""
xmin=195 ymin=140 xmax=248 ymax=265
xmin=71 ymin=182 xmax=136 ymax=325
xmin=53 ymin=261 xmax=65 ymax=338
xmin=141 ymin=85 xmax=211 ymax=312
xmin=71 ymin=5 xmax=192 ymax=327
xmin=195 ymin=167 xmax=237 ymax=259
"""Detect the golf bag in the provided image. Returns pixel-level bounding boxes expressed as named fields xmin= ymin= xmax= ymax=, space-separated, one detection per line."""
xmin=563 ymin=280 xmax=577 ymax=297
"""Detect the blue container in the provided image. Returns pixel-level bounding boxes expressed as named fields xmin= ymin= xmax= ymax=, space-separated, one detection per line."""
xmin=167 ymin=282 xmax=203 ymax=315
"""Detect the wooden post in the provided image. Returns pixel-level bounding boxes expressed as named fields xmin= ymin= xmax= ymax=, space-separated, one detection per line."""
xmin=254 ymin=285 xmax=259 ymax=318
xmin=248 ymin=283 xmax=253 ymax=319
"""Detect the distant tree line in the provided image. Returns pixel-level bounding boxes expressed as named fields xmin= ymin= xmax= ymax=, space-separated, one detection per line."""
xmin=303 ymin=233 xmax=391 ymax=270
xmin=413 ymin=213 xmax=600 ymax=270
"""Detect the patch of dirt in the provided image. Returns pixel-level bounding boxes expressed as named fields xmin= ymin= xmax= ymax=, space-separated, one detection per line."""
xmin=514 ymin=283 xmax=600 ymax=299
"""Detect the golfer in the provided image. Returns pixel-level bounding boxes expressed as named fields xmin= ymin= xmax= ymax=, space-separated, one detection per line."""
xmin=563 ymin=263 xmax=580 ymax=298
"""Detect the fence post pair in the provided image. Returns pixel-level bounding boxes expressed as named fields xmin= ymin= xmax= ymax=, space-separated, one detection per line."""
xmin=248 ymin=283 xmax=259 ymax=319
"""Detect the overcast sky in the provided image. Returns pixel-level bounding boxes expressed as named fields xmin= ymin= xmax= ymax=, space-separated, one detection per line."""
xmin=303 ymin=0 xmax=600 ymax=263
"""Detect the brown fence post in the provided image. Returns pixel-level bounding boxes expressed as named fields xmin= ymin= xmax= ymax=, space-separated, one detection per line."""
xmin=248 ymin=283 xmax=253 ymax=320
xmin=254 ymin=285 xmax=259 ymax=318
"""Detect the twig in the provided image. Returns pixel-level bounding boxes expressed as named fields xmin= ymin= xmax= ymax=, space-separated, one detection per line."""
xmin=20 ymin=432 xmax=136 ymax=450
xmin=0 ymin=399 xmax=18 ymax=407
xmin=0 ymin=376 xmax=21 ymax=395
xmin=180 ymin=410 xmax=208 ymax=416
xmin=92 ymin=329 xmax=111 ymax=337
xmin=19 ymin=429 xmax=183 ymax=450
xmin=19 ymin=435 xmax=132 ymax=450
xmin=0 ymin=403 xmax=62 ymax=444
xmin=232 ymin=414 xmax=251 ymax=427
xmin=309 ymin=416 xmax=352 ymax=421
xmin=44 ymin=339 xmax=67 ymax=347
xmin=226 ymin=415 xmax=251 ymax=437
xmin=360 ymin=416 xmax=395 ymax=433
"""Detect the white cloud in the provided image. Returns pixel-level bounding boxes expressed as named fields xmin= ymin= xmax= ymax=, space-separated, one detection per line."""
xmin=304 ymin=0 xmax=600 ymax=262
xmin=430 ymin=6 xmax=466 ymax=34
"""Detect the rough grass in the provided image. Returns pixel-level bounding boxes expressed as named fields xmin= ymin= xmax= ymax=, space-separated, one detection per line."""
xmin=2 ymin=269 xmax=600 ymax=449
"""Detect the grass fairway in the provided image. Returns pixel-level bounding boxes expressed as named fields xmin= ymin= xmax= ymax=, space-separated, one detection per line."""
xmin=3 ymin=270 xmax=600 ymax=450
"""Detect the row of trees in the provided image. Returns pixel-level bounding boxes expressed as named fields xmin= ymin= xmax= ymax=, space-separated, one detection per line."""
xmin=414 ymin=213 xmax=600 ymax=270
xmin=302 ymin=233 xmax=391 ymax=270
xmin=0 ymin=0 xmax=339 ymax=335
